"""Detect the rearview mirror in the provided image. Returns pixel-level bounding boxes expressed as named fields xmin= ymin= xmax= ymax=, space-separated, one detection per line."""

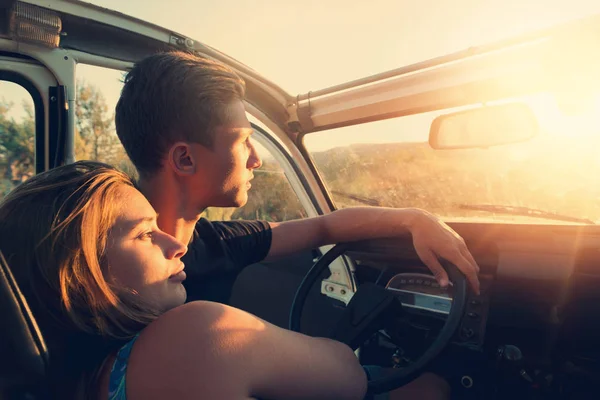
xmin=429 ymin=103 xmax=538 ymax=150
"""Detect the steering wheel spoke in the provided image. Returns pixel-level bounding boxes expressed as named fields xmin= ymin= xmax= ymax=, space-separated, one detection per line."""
xmin=329 ymin=283 xmax=404 ymax=350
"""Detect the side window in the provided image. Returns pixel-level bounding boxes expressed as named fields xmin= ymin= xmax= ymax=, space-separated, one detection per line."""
xmin=203 ymin=140 xmax=307 ymax=222
xmin=75 ymin=65 xmax=136 ymax=177
xmin=0 ymin=81 xmax=35 ymax=200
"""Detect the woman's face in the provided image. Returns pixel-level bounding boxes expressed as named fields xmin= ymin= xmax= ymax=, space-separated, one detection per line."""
xmin=105 ymin=185 xmax=188 ymax=312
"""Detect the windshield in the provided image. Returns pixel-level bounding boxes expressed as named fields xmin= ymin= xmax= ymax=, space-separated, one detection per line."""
xmin=304 ymin=92 xmax=600 ymax=224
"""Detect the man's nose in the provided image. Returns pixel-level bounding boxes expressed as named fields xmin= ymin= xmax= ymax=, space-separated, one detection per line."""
xmin=248 ymin=142 xmax=262 ymax=169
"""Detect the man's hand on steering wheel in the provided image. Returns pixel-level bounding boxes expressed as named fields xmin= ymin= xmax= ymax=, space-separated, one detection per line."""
xmin=408 ymin=209 xmax=480 ymax=295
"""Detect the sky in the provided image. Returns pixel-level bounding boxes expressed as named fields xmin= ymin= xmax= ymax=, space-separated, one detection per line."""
xmin=3 ymin=0 xmax=600 ymax=150
xmin=87 ymin=0 xmax=600 ymax=94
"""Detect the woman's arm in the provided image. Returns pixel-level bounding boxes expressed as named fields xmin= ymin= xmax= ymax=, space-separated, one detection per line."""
xmin=126 ymin=301 xmax=368 ymax=400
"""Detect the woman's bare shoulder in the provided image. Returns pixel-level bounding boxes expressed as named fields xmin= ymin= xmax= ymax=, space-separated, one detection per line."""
xmin=121 ymin=301 xmax=366 ymax=400
xmin=147 ymin=300 xmax=266 ymax=338
xmin=124 ymin=301 xmax=265 ymax=399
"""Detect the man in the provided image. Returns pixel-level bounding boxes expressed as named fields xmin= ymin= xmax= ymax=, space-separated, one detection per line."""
xmin=114 ymin=51 xmax=480 ymax=305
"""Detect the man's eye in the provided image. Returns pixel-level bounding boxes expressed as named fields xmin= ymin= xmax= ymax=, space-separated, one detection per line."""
xmin=139 ymin=231 xmax=154 ymax=240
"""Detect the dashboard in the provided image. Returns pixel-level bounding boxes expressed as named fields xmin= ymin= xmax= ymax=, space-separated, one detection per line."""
xmin=386 ymin=273 xmax=452 ymax=314
xmin=347 ymin=224 xmax=600 ymax=398
xmin=384 ymin=271 xmax=492 ymax=350
xmin=342 ymin=223 xmax=600 ymax=398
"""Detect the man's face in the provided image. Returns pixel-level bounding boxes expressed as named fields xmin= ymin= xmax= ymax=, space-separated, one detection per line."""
xmin=192 ymin=100 xmax=262 ymax=208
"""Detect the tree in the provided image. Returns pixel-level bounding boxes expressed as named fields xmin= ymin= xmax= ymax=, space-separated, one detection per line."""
xmin=75 ymin=83 xmax=116 ymax=161
xmin=1 ymin=81 xmax=138 ymax=201
xmin=74 ymin=81 xmax=136 ymax=177
xmin=0 ymin=100 xmax=35 ymax=197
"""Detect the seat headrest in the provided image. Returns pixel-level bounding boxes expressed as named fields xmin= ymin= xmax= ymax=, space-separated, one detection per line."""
xmin=0 ymin=251 xmax=49 ymax=388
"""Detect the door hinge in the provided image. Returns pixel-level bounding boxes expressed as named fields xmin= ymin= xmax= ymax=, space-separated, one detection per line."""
xmin=170 ymin=34 xmax=195 ymax=50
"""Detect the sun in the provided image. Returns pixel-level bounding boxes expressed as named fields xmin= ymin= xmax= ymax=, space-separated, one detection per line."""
xmin=526 ymin=92 xmax=600 ymax=138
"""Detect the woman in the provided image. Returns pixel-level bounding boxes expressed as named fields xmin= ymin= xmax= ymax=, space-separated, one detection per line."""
xmin=0 ymin=161 xmax=448 ymax=399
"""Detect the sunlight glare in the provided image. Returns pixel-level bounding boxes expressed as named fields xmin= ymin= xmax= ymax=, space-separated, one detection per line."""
xmin=528 ymin=92 xmax=600 ymax=138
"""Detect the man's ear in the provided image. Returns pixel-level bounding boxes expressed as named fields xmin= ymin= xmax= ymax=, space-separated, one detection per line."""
xmin=167 ymin=142 xmax=196 ymax=176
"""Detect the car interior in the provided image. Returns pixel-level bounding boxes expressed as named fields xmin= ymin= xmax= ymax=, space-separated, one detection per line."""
xmin=2 ymin=1 xmax=600 ymax=399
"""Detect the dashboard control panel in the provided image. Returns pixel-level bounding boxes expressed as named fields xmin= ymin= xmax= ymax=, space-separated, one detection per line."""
xmin=386 ymin=272 xmax=492 ymax=349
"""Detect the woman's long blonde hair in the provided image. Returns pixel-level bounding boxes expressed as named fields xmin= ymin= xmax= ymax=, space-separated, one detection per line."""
xmin=0 ymin=161 xmax=161 ymax=398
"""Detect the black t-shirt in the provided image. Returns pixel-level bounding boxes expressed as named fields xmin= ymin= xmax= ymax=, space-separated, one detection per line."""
xmin=181 ymin=218 xmax=272 ymax=303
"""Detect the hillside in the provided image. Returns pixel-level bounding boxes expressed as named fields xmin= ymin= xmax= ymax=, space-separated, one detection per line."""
xmin=310 ymin=136 xmax=600 ymax=222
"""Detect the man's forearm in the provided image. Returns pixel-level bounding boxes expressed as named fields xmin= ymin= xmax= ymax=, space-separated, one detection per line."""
xmin=265 ymin=207 xmax=424 ymax=261
xmin=320 ymin=207 xmax=423 ymax=243
xmin=265 ymin=207 xmax=480 ymax=293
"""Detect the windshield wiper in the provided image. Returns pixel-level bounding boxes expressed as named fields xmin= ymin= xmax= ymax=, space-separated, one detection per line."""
xmin=330 ymin=190 xmax=382 ymax=207
xmin=457 ymin=204 xmax=595 ymax=224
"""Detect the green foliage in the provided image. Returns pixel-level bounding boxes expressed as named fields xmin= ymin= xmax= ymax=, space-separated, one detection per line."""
xmin=0 ymin=100 xmax=35 ymax=198
xmin=75 ymin=81 xmax=135 ymax=176
xmin=1 ymin=81 xmax=136 ymax=202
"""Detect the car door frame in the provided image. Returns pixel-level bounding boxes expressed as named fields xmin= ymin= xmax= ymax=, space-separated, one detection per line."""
xmin=0 ymin=49 xmax=62 ymax=173
xmin=248 ymin=104 xmax=357 ymax=304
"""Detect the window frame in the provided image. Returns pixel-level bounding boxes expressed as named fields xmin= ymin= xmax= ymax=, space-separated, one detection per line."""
xmin=251 ymin=122 xmax=319 ymax=220
xmin=250 ymin=123 xmax=356 ymax=302
xmin=0 ymin=70 xmax=46 ymax=173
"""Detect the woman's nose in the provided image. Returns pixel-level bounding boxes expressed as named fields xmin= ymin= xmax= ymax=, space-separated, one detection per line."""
xmin=162 ymin=233 xmax=187 ymax=259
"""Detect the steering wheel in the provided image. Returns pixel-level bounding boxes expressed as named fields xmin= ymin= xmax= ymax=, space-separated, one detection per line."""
xmin=289 ymin=243 xmax=468 ymax=396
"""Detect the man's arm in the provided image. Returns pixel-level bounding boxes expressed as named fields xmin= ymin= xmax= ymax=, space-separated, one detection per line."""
xmin=266 ymin=207 xmax=480 ymax=294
